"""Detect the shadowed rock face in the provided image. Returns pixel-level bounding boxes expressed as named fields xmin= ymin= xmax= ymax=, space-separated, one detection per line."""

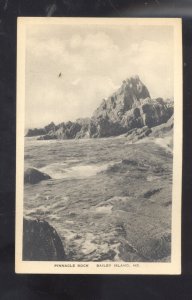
xmin=124 ymin=115 xmax=173 ymax=145
xmin=26 ymin=122 xmax=56 ymax=137
xmin=23 ymin=218 xmax=65 ymax=261
xmin=24 ymin=168 xmax=51 ymax=184
xmin=26 ymin=75 xmax=173 ymax=140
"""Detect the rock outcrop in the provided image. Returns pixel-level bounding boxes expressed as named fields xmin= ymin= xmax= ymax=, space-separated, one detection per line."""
xmin=91 ymin=77 xmax=173 ymax=137
xmin=35 ymin=120 xmax=88 ymax=140
xmin=124 ymin=115 xmax=174 ymax=144
xmin=26 ymin=128 xmax=46 ymax=137
xmin=26 ymin=75 xmax=174 ymax=140
xmin=125 ymin=126 xmax=152 ymax=143
xmin=26 ymin=122 xmax=56 ymax=137
xmin=23 ymin=218 xmax=65 ymax=261
xmin=24 ymin=167 xmax=51 ymax=184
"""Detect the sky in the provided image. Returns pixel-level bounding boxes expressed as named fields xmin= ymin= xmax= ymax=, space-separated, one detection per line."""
xmin=25 ymin=22 xmax=174 ymax=128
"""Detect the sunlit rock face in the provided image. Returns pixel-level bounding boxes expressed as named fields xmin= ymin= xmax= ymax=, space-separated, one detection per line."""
xmin=93 ymin=75 xmax=150 ymax=123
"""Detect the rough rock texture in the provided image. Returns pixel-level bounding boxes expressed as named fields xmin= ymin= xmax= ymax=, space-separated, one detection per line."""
xmin=23 ymin=218 xmax=65 ymax=261
xmin=36 ymin=121 xmax=86 ymax=140
xmin=125 ymin=114 xmax=174 ymax=144
xmin=125 ymin=126 xmax=152 ymax=143
xmin=26 ymin=75 xmax=173 ymax=140
xmin=26 ymin=128 xmax=46 ymax=137
xmin=92 ymin=75 xmax=150 ymax=125
xmin=92 ymin=84 xmax=173 ymax=137
xmin=26 ymin=122 xmax=56 ymax=137
xmin=24 ymin=167 xmax=51 ymax=184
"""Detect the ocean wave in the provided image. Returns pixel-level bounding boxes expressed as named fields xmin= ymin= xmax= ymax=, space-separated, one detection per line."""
xmin=135 ymin=136 xmax=173 ymax=153
xmin=153 ymin=137 xmax=173 ymax=153
xmin=39 ymin=162 xmax=110 ymax=180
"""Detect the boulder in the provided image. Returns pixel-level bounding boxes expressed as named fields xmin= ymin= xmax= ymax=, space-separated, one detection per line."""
xmin=23 ymin=218 xmax=65 ymax=261
xmin=24 ymin=167 xmax=51 ymax=184
xmin=138 ymin=233 xmax=171 ymax=261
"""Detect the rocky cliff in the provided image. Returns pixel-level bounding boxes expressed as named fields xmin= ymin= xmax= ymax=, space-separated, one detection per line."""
xmin=90 ymin=76 xmax=173 ymax=138
xmin=26 ymin=75 xmax=173 ymax=140
xmin=23 ymin=218 xmax=65 ymax=261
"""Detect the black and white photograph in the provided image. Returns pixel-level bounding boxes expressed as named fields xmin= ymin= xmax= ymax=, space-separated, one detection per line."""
xmin=16 ymin=18 xmax=182 ymax=274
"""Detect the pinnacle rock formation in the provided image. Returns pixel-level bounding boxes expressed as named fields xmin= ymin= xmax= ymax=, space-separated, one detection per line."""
xmin=26 ymin=75 xmax=173 ymax=140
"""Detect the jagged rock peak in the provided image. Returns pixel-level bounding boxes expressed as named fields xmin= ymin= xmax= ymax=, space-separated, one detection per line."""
xmin=26 ymin=74 xmax=173 ymax=140
xmin=92 ymin=75 xmax=150 ymax=120
xmin=116 ymin=74 xmax=150 ymax=101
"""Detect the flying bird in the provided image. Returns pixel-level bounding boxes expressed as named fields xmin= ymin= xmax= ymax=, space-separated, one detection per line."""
xmin=58 ymin=72 xmax=62 ymax=78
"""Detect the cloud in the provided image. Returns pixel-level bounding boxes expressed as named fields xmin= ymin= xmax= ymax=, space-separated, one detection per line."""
xmin=25 ymin=26 xmax=174 ymax=128
xmin=71 ymin=78 xmax=81 ymax=86
xmin=83 ymin=32 xmax=118 ymax=50
xmin=27 ymin=37 xmax=66 ymax=60
xmin=128 ymin=40 xmax=173 ymax=98
xmin=26 ymin=74 xmax=119 ymax=128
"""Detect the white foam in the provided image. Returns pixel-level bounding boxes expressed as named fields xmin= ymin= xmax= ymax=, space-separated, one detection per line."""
xmin=154 ymin=136 xmax=173 ymax=153
xmin=95 ymin=205 xmax=113 ymax=213
xmin=135 ymin=136 xmax=173 ymax=153
xmin=40 ymin=163 xmax=110 ymax=180
xmin=147 ymin=175 xmax=159 ymax=182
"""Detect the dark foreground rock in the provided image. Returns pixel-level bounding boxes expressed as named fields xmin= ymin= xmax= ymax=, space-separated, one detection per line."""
xmin=24 ymin=167 xmax=51 ymax=184
xmin=138 ymin=232 xmax=171 ymax=260
xmin=23 ymin=218 xmax=65 ymax=261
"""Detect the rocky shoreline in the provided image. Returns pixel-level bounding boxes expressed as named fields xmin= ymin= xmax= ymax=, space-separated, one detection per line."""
xmin=23 ymin=75 xmax=173 ymax=262
xmin=26 ymin=75 xmax=173 ymax=141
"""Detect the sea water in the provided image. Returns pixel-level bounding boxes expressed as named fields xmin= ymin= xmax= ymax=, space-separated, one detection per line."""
xmin=24 ymin=136 xmax=173 ymax=261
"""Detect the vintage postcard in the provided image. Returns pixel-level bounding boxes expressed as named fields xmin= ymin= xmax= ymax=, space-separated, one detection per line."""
xmin=16 ymin=17 xmax=182 ymax=274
